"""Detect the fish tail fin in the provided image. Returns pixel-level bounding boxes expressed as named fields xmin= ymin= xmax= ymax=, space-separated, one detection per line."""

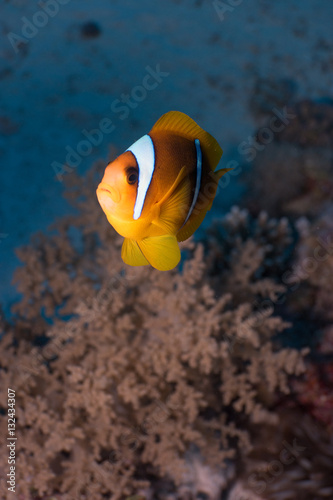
xmin=215 ymin=167 xmax=233 ymax=181
xmin=206 ymin=168 xmax=233 ymax=209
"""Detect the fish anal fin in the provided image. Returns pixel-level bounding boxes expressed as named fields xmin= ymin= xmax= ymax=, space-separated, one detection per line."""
xmin=176 ymin=208 xmax=208 ymax=242
xmin=177 ymin=168 xmax=232 ymax=242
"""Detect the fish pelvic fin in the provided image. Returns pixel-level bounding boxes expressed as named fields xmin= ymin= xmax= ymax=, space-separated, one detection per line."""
xmin=122 ymin=238 xmax=150 ymax=267
xmin=151 ymin=111 xmax=223 ymax=170
xmin=137 ymin=235 xmax=181 ymax=271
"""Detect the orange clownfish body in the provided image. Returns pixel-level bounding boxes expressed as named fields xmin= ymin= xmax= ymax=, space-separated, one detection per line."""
xmin=96 ymin=111 xmax=230 ymax=271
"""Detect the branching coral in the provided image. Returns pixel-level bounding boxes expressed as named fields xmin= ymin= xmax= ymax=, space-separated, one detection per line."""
xmin=230 ymin=410 xmax=333 ymax=500
xmin=245 ymin=99 xmax=333 ymax=218
xmin=231 ymin=97 xmax=333 ymax=500
xmin=293 ymin=207 xmax=333 ymax=322
xmin=0 ymin=164 xmax=310 ymax=499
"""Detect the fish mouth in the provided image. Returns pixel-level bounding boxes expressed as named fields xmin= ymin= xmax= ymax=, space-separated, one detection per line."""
xmin=97 ymin=182 xmax=121 ymax=203
xmin=99 ymin=187 xmax=111 ymax=194
xmin=97 ymin=182 xmax=111 ymax=194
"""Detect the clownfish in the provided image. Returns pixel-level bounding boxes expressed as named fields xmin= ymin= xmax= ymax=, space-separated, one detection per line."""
xmin=96 ymin=111 xmax=230 ymax=271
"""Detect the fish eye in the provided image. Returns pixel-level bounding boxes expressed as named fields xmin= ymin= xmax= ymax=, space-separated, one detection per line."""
xmin=126 ymin=167 xmax=138 ymax=185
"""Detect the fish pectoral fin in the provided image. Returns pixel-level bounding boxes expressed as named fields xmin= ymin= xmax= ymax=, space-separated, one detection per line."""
xmin=153 ymin=170 xmax=192 ymax=234
xmin=157 ymin=165 xmax=188 ymax=206
xmin=121 ymin=238 xmax=150 ymax=267
xmin=137 ymin=235 xmax=181 ymax=271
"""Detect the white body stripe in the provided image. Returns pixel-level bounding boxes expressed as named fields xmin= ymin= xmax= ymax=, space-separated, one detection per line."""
xmin=126 ymin=134 xmax=155 ymax=220
xmin=182 ymin=138 xmax=202 ymax=227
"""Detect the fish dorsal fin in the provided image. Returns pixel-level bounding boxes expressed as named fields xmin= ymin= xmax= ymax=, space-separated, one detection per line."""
xmin=151 ymin=111 xmax=223 ymax=171
xmin=138 ymin=235 xmax=181 ymax=271
xmin=122 ymin=238 xmax=150 ymax=266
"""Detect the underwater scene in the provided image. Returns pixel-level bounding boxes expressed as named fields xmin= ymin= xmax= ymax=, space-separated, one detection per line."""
xmin=1 ymin=0 xmax=333 ymax=498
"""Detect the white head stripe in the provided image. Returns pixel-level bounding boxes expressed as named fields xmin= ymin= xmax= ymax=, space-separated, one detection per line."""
xmin=125 ymin=134 xmax=155 ymax=220
xmin=181 ymin=139 xmax=202 ymax=227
